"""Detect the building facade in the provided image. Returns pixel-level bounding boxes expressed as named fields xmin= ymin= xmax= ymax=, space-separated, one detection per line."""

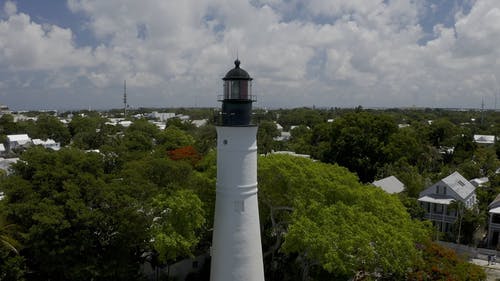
xmin=418 ymin=171 xmax=476 ymax=233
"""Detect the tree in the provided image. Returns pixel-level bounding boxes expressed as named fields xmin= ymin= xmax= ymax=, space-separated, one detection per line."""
xmin=0 ymin=147 xmax=151 ymax=281
xmin=157 ymin=125 xmax=194 ymax=151
xmin=167 ymin=146 xmax=201 ymax=165
xmin=276 ymin=108 xmax=325 ymax=129
xmin=257 ymin=121 xmax=280 ymax=154
xmin=192 ymin=124 xmax=216 ymax=155
xmin=68 ymin=115 xmax=109 ymax=150
xmin=126 ymin=118 xmax=160 ymax=140
xmin=28 ymin=114 xmax=71 ymax=145
xmin=452 ymin=133 xmax=476 ymax=164
xmin=427 ymin=118 xmax=458 ymax=147
xmin=0 ymin=214 xmax=21 ymax=254
xmin=150 ymin=189 xmax=205 ymax=263
xmin=0 ymin=114 xmax=19 ymax=135
xmin=322 ymin=111 xmax=398 ymax=182
xmin=384 ymin=127 xmax=424 ymax=165
xmin=258 ymin=154 xmax=430 ymax=280
xmin=408 ymin=241 xmax=486 ymax=281
xmin=288 ymin=125 xmax=312 ymax=155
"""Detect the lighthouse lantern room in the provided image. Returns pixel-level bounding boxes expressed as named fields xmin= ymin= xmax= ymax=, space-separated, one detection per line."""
xmin=220 ymin=59 xmax=255 ymax=126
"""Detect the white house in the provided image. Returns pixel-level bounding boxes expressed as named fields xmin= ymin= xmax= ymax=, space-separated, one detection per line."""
xmin=148 ymin=121 xmax=166 ymax=130
xmin=418 ymin=171 xmax=477 ymax=233
xmin=373 ymin=175 xmax=405 ymax=194
xmin=470 ymin=177 xmax=489 ymax=188
xmin=32 ymin=139 xmax=61 ymax=151
xmin=487 ymin=194 xmax=500 ymax=248
xmin=6 ymin=134 xmax=32 ymax=151
xmin=0 ymin=103 xmax=11 ymax=115
xmin=0 ymin=157 xmax=19 ymax=175
xmin=271 ymin=151 xmax=311 ymax=159
xmin=473 ymin=134 xmax=495 ymax=145
xmin=0 ymin=144 xmax=5 ymax=156
xmin=149 ymin=112 xmax=176 ymax=122
xmin=192 ymin=119 xmax=208 ymax=128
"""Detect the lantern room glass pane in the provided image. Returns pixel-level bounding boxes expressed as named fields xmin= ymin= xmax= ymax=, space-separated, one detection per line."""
xmin=224 ymin=81 xmax=229 ymax=99
xmin=223 ymin=80 xmax=252 ymax=100
xmin=231 ymin=81 xmax=239 ymax=99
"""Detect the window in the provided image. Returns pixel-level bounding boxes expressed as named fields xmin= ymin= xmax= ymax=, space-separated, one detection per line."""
xmin=234 ymin=200 xmax=244 ymax=212
xmin=223 ymin=80 xmax=251 ymax=100
xmin=493 ymin=214 xmax=500 ymax=224
xmin=443 ymin=186 xmax=447 ymax=195
xmin=231 ymin=81 xmax=240 ymax=99
xmin=434 ymin=204 xmax=443 ymax=214
xmin=458 ymin=180 xmax=465 ymax=186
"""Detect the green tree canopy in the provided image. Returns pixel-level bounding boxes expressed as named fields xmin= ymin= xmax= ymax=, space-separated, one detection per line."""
xmin=0 ymin=147 xmax=150 ymax=281
xmin=150 ymin=189 xmax=205 ymax=263
xmin=28 ymin=114 xmax=71 ymax=145
xmin=157 ymin=125 xmax=195 ymax=151
xmin=258 ymin=154 xmax=430 ymax=280
xmin=321 ymin=111 xmax=398 ymax=182
xmin=257 ymin=121 xmax=280 ymax=154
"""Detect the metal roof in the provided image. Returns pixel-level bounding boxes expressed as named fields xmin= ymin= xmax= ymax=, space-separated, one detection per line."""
xmin=473 ymin=134 xmax=495 ymax=144
xmin=441 ymin=171 xmax=476 ymax=200
xmin=418 ymin=196 xmax=454 ymax=205
xmin=373 ymin=175 xmax=405 ymax=194
xmin=490 ymin=206 xmax=500 ymax=214
xmin=223 ymin=60 xmax=252 ymax=80
xmin=7 ymin=134 xmax=30 ymax=142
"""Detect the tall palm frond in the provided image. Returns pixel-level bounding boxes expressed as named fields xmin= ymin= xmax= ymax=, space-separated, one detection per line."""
xmin=0 ymin=215 xmax=21 ymax=254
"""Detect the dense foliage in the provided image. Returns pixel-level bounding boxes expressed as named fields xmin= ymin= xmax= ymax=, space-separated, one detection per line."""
xmin=259 ymin=154 xmax=430 ymax=280
xmin=1 ymin=108 xmax=497 ymax=280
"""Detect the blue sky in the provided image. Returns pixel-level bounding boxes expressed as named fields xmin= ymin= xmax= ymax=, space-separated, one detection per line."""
xmin=0 ymin=0 xmax=499 ymax=110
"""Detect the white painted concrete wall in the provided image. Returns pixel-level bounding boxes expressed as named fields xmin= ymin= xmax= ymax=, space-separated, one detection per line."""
xmin=210 ymin=126 xmax=265 ymax=281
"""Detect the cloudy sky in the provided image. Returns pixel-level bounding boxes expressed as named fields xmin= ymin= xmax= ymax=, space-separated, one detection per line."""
xmin=0 ymin=0 xmax=499 ymax=110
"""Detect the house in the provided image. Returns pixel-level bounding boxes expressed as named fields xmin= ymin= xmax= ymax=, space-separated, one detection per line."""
xmin=32 ymin=139 xmax=61 ymax=151
xmin=148 ymin=112 xmax=176 ymax=122
xmin=470 ymin=177 xmax=489 ymax=188
xmin=0 ymin=144 xmax=5 ymax=156
xmin=148 ymin=121 xmax=166 ymax=130
xmin=274 ymin=131 xmax=291 ymax=141
xmin=487 ymin=194 xmax=500 ymax=248
xmin=0 ymin=157 xmax=19 ymax=175
xmin=271 ymin=151 xmax=311 ymax=159
xmin=191 ymin=119 xmax=208 ymax=128
xmin=473 ymin=134 xmax=495 ymax=145
xmin=373 ymin=175 xmax=405 ymax=194
xmin=0 ymin=103 xmax=11 ymax=116
xmin=418 ymin=171 xmax=477 ymax=233
xmin=6 ymin=134 xmax=32 ymax=151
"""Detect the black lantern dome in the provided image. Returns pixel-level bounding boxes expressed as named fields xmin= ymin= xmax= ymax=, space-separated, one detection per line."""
xmin=219 ymin=60 xmax=255 ymax=126
xmin=223 ymin=59 xmax=251 ymax=80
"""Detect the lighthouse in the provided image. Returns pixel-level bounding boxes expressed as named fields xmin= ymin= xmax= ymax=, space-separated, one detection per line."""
xmin=210 ymin=60 xmax=265 ymax=281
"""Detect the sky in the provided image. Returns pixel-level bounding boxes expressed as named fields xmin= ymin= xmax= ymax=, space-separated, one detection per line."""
xmin=0 ymin=0 xmax=499 ymax=110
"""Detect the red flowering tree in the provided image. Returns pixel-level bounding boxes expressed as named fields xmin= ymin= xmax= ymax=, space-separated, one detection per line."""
xmin=167 ymin=146 xmax=201 ymax=165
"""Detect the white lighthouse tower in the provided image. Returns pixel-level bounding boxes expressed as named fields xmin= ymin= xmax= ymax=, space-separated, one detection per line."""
xmin=210 ymin=60 xmax=265 ymax=281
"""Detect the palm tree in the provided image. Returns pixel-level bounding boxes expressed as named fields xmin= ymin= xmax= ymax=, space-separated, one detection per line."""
xmin=0 ymin=215 xmax=21 ymax=254
xmin=448 ymin=200 xmax=465 ymax=244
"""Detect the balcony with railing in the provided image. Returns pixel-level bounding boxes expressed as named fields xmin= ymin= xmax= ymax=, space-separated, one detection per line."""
xmin=424 ymin=213 xmax=457 ymax=224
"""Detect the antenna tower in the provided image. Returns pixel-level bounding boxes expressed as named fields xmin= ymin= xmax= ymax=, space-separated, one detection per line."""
xmin=123 ymin=80 xmax=128 ymax=117
xmin=481 ymin=97 xmax=485 ymax=126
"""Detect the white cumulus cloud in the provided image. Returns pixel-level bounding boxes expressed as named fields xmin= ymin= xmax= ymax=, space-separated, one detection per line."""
xmin=0 ymin=0 xmax=499 ymax=109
